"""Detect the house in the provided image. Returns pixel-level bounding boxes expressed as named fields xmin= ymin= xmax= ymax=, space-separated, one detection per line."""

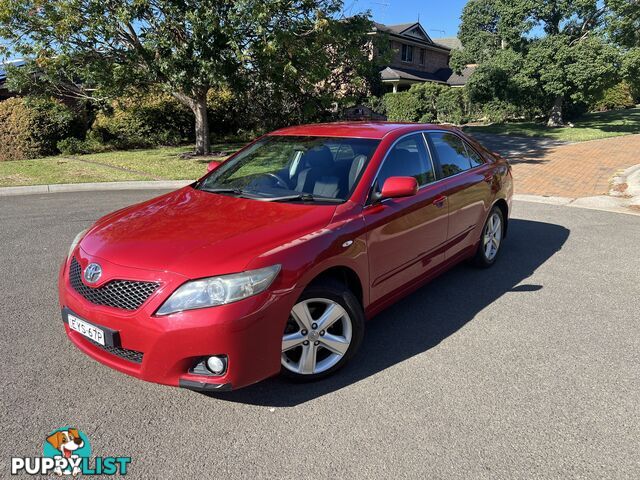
xmin=0 ymin=59 xmax=25 ymax=101
xmin=371 ymin=22 xmax=474 ymax=92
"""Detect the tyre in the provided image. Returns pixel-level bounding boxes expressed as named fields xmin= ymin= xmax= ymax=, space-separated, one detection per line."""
xmin=280 ymin=279 xmax=364 ymax=382
xmin=473 ymin=206 xmax=504 ymax=268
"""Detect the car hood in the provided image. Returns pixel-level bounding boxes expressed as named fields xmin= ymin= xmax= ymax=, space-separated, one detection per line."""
xmin=80 ymin=187 xmax=337 ymax=278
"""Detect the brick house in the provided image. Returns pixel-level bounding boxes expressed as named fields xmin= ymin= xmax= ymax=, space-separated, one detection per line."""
xmin=371 ymin=22 xmax=473 ymax=92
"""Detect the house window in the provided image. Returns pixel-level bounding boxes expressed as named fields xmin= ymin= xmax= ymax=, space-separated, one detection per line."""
xmin=401 ymin=44 xmax=413 ymax=62
xmin=419 ymin=49 xmax=425 ymax=65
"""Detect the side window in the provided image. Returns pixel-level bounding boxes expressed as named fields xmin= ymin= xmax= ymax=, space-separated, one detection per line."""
xmin=428 ymin=132 xmax=472 ymax=178
xmin=376 ymin=133 xmax=435 ymax=189
xmin=464 ymin=142 xmax=485 ymax=167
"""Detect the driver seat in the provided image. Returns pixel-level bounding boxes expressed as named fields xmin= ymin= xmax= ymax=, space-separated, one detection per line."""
xmin=295 ymin=146 xmax=335 ymax=193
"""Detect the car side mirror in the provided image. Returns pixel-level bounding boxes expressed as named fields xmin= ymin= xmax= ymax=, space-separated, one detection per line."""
xmin=378 ymin=176 xmax=419 ymax=200
xmin=207 ymin=161 xmax=223 ymax=172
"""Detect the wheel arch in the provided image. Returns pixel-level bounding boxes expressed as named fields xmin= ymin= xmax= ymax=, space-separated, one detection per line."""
xmin=493 ymin=198 xmax=509 ymax=238
xmin=306 ymin=265 xmax=364 ymax=308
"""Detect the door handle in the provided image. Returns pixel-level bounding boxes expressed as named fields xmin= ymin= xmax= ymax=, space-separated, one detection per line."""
xmin=483 ymin=174 xmax=494 ymax=184
xmin=433 ymin=195 xmax=447 ymax=208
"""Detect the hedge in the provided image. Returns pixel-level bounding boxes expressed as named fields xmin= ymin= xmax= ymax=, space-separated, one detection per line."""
xmin=381 ymin=83 xmax=468 ymax=125
xmin=0 ymin=97 xmax=76 ymax=161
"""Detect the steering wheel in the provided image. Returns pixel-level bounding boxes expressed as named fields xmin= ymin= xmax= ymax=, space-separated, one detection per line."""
xmin=264 ymin=172 xmax=290 ymax=190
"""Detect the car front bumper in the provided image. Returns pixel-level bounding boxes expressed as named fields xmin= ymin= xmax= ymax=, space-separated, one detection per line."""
xmin=58 ymin=253 xmax=301 ymax=391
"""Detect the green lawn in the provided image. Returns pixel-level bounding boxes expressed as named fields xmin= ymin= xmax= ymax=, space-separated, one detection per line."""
xmin=464 ymin=107 xmax=640 ymax=142
xmin=0 ymin=142 xmax=243 ymax=187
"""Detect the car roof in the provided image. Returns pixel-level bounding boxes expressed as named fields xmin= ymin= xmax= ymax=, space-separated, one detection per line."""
xmin=269 ymin=122 xmax=459 ymax=140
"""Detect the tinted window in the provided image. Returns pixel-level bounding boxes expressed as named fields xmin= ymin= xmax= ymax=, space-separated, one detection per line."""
xmin=428 ymin=132 xmax=472 ymax=178
xmin=376 ymin=133 xmax=435 ymax=189
xmin=465 ymin=142 xmax=485 ymax=167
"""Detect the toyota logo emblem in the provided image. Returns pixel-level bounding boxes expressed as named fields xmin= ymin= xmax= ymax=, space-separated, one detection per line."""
xmin=84 ymin=263 xmax=102 ymax=283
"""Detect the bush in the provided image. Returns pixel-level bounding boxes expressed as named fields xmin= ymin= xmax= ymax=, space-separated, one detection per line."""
xmin=57 ymin=132 xmax=108 ymax=155
xmin=361 ymin=96 xmax=387 ymax=116
xmin=477 ymin=100 xmax=521 ymax=123
xmin=436 ymin=88 xmax=467 ymax=124
xmin=0 ymin=97 xmax=76 ymax=161
xmin=591 ymin=82 xmax=636 ymax=112
xmin=383 ymin=83 xmax=468 ymax=125
xmin=91 ymin=93 xmax=194 ymax=149
xmin=383 ymin=92 xmax=422 ymax=122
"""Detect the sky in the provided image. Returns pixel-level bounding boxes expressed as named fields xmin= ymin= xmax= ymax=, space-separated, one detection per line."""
xmin=346 ymin=0 xmax=467 ymax=38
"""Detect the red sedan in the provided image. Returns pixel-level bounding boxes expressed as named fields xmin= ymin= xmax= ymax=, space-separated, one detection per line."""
xmin=59 ymin=122 xmax=513 ymax=391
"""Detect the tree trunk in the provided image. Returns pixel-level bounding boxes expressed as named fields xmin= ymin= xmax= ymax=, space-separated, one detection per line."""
xmin=547 ymin=95 xmax=564 ymax=127
xmin=192 ymin=96 xmax=210 ymax=155
xmin=172 ymin=91 xmax=211 ymax=155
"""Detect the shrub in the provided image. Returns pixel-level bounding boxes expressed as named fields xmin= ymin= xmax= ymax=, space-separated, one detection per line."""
xmin=361 ymin=96 xmax=387 ymax=116
xmin=382 ymin=92 xmax=421 ymax=122
xmin=0 ymin=97 xmax=76 ymax=161
xmin=57 ymin=132 xmax=108 ymax=155
xmin=91 ymin=93 xmax=194 ymax=149
xmin=383 ymin=83 xmax=469 ymax=125
xmin=591 ymin=82 xmax=636 ymax=112
xmin=57 ymin=137 xmax=88 ymax=155
xmin=478 ymin=100 xmax=521 ymax=123
xmin=436 ymin=88 xmax=467 ymax=124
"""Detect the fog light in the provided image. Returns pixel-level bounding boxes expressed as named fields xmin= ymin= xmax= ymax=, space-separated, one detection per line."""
xmin=206 ymin=356 xmax=227 ymax=375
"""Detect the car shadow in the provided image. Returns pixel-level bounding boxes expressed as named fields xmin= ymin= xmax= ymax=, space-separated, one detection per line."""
xmin=203 ymin=218 xmax=569 ymax=407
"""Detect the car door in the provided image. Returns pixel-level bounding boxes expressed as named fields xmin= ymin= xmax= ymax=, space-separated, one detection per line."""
xmin=426 ymin=131 xmax=493 ymax=260
xmin=363 ymin=132 xmax=449 ymax=305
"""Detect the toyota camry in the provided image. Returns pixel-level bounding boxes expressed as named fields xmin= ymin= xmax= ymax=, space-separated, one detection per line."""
xmin=59 ymin=122 xmax=513 ymax=392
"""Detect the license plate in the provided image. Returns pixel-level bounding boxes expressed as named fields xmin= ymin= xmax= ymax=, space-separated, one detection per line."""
xmin=68 ymin=314 xmax=105 ymax=346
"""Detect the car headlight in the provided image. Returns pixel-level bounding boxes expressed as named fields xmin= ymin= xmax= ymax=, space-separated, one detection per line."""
xmin=156 ymin=265 xmax=281 ymax=315
xmin=68 ymin=228 xmax=88 ymax=259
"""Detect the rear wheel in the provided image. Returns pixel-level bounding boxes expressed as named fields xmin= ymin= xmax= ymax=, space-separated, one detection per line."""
xmin=473 ymin=206 xmax=504 ymax=268
xmin=281 ymin=280 xmax=364 ymax=381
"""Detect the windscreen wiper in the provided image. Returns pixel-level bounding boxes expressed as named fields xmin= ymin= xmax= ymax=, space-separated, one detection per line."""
xmin=199 ymin=187 xmax=250 ymax=196
xmin=261 ymin=193 xmax=343 ymax=203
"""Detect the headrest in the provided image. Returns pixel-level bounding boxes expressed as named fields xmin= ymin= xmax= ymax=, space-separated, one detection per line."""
xmin=302 ymin=146 xmax=333 ymax=169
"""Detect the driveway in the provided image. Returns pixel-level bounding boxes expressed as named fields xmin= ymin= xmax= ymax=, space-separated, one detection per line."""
xmin=1 ymin=190 xmax=639 ymax=479
xmin=466 ymin=132 xmax=570 ymax=161
xmin=468 ymin=133 xmax=640 ymax=199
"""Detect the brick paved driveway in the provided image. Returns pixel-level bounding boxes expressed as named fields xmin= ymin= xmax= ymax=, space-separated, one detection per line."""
xmin=469 ymin=133 xmax=640 ymax=198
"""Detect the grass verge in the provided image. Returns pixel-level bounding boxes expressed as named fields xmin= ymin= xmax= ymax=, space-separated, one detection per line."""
xmin=0 ymin=142 xmax=242 ymax=187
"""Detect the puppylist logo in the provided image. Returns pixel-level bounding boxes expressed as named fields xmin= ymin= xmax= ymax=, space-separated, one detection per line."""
xmin=11 ymin=427 xmax=131 ymax=476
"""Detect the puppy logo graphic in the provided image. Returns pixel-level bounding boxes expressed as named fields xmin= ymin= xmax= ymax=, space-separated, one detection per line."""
xmin=11 ymin=427 xmax=130 ymax=476
xmin=43 ymin=427 xmax=91 ymax=476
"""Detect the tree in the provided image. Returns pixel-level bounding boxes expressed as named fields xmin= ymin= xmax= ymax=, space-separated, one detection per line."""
xmin=0 ymin=1 xmax=375 ymax=155
xmin=606 ymin=0 xmax=640 ymax=48
xmin=622 ymin=47 xmax=640 ymax=101
xmin=458 ymin=0 xmax=628 ymax=125
xmin=523 ymin=35 xmax=619 ymax=125
xmin=451 ymin=0 xmax=529 ymax=73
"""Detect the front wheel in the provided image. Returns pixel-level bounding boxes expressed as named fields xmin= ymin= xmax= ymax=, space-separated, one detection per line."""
xmin=473 ymin=206 xmax=504 ymax=268
xmin=280 ymin=280 xmax=364 ymax=382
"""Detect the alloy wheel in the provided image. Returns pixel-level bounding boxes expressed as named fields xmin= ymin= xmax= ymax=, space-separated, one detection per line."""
xmin=483 ymin=211 xmax=502 ymax=261
xmin=281 ymin=298 xmax=353 ymax=375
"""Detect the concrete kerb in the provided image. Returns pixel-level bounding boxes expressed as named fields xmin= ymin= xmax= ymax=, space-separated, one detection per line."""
xmin=0 ymin=180 xmax=193 ymax=197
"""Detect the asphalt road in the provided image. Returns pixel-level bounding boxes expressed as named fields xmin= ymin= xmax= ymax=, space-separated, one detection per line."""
xmin=1 ymin=191 xmax=639 ymax=479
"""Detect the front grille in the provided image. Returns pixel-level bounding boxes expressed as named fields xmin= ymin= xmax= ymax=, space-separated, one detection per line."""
xmin=87 ymin=338 xmax=144 ymax=364
xmin=69 ymin=257 xmax=159 ymax=311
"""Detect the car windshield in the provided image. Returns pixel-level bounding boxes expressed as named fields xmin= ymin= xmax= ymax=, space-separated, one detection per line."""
xmin=196 ymin=136 xmax=380 ymax=202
